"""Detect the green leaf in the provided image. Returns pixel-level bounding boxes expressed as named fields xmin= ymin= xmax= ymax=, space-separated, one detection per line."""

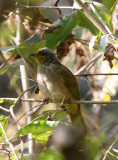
xmin=102 ymin=0 xmax=117 ymax=13
xmin=0 ymin=58 xmax=24 ymax=75
xmin=54 ymin=110 xmax=66 ymax=121
xmin=32 ymin=110 xmax=54 ymax=121
xmin=0 ymin=35 xmax=45 ymax=58
xmin=116 ymin=38 xmax=118 ymax=43
xmin=45 ymin=11 xmax=99 ymax=50
xmin=85 ymin=134 xmax=105 ymax=160
xmin=11 ymin=105 xmax=15 ymax=108
xmin=35 ymin=110 xmax=66 ymax=122
xmin=93 ymin=2 xmax=113 ymax=31
xmin=34 ymin=131 xmax=51 ymax=144
xmin=0 ymin=158 xmax=8 ymax=160
xmin=0 ymin=68 xmax=8 ymax=75
xmin=0 ymin=116 xmax=8 ymax=139
xmin=98 ymin=34 xmax=108 ymax=52
xmin=0 ymin=99 xmax=14 ymax=104
xmin=16 ymin=120 xmax=59 ymax=136
xmin=38 ymin=149 xmax=64 ymax=160
xmin=14 ymin=40 xmax=46 ymax=58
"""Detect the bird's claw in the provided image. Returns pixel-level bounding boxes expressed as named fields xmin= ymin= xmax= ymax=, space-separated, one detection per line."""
xmin=43 ymin=98 xmax=49 ymax=104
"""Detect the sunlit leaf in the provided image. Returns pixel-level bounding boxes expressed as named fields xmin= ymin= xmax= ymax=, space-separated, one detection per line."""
xmin=16 ymin=120 xmax=59 ymax=136
xmin=34 ymin=131 xmax=51 ymax=144
xmin=0 ymin=116 xmax=8 ymax=139
xmin=116 ymin=39 xmax=118 ymax=43
xmin=0 ymin=99 xmax=14 ymax=104
xmin=98 ymin=34 xmax=108 ymax=52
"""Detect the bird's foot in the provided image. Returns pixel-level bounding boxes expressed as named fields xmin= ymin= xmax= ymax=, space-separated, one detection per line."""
xmin=43 ymin=98 xmax=49 ymax=104
xmin=60 ymin=105 xmax=67 ymax=111
xmin=67 ymin=99 xmax=71 ymax=104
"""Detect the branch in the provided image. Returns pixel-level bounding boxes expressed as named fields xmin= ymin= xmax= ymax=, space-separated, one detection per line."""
xmin=89 ymin=3 xmax=113 ymax=36
xmin=0 ymin=122 xmax=19 ymax=160
xmin=75 ymin=53 xmax=102 ymax=74
xmin=75 ymin=73 xmax=118 ymax=76
xmin=102 ymin=138 xmax=118 ymax=160
xmin=74 ymin=0 xmax=115 ymax=47
xmin=74 ymin=0 xmax=108 ymax=35
xmin=1 ymin=98 xmax=118 ymax=105
xmin=13 ymin=102 xmax=45 ymax=126
xmin=20 ymin=65 xmax=34 ymax=154
xmin=22 ymin=5 xmax=74 ymax=9
xmin=0 ymin=51 xmax=15 ymax=69
xmin=14 ymin=85 xmax=36 ymax=104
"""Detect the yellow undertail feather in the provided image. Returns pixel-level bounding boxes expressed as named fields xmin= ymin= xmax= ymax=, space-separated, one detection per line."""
xmin=66 ymin=104 xmax=88 ymax=134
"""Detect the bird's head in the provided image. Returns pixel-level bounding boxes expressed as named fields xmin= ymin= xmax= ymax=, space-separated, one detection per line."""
xmin=30 ymin=48 xmax=57 ymax=66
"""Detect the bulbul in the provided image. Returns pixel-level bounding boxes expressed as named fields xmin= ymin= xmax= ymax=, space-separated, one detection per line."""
xmin=31 ymin=48 xmax=87 ymax=133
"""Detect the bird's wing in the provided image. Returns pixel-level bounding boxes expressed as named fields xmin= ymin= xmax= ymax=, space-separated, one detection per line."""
xmin=59 ymin=65 xmax=80 ymax=100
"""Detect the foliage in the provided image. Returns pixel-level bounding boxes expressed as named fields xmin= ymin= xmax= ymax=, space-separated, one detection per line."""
xmin=38 ymin=149 xmax=64 ymax=160
xmin=102 ymin=0 xmax=118 ymax=13
xmin=15 ymin=120 xmax=59 ymax=144
xmin=0 ymin=116 xmax=8 ymax=140
xmin=45 ymin=10 xmax=99 ymax=50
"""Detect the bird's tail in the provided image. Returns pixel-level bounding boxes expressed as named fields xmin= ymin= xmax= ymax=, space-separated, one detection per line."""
xmin=67 ymin=104 xmax=88 ymax=135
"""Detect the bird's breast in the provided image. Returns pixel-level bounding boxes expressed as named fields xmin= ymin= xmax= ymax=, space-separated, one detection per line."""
xmin=37 ymin=65 xmax=74 ymax=101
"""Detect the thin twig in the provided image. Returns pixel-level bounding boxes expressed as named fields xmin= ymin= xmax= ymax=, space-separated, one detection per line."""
xmin=0 ymin=52 xmax=15 ymax=69
xmin=75 ymin=73 xmax=118 ymax=76
xmin=9 ymin=40 xmax=35 ymax=82
xmin=75 ymin=53 xmax=102 ymax=74
xmin=20 ymin=65 xmax=34 ymax=154
xmin=74 ymin=0 xmax=115 ymax=47
xmin=89 ymin=3 xmax=113 ymax=37
xmin=0 ymin=122 xmax=19 ymax=160
xmin=14 ymin=85 xmax=37 ymax=105
xmin=55 ymin=0 xmax=63 ymax=20
xmin=0 ymin=106 xmax=9 ymax=112
xmin=21 ymin=5 xmax=75 ymax=9
xmin=1 ymin=98 xmax=118 ymax=105
xmin=102 ymin=138 xmax=118 ymax=160
xmin=0 ymin=146 xmax=11 ymax=160
xmin=0 ymin=51 xmax=22 ymax=95
xmin=13 ymin=102 xmax=44 ymax=126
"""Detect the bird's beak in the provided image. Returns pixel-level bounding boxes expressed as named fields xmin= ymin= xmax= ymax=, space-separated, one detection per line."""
xmin=30 ymin=53 xmax=37 ymax=56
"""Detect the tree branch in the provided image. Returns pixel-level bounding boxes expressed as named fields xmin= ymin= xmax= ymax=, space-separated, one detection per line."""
xmin=1 ymin=98 xmax=118 ymax=105
xmin=0 ymin=122 xmax=19 ymax=160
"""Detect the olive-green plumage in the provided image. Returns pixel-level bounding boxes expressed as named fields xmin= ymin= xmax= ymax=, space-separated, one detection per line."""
xmin=31 ymin=48 xmax=87 ymax=133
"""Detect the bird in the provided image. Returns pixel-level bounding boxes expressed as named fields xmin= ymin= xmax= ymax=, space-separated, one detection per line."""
xmin=30 ymin=47 xmax=87 ymax=134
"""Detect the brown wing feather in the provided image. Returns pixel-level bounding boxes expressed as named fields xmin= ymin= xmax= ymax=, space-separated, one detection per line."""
xmin=59 ymin=64 xmax=80 ymax=100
